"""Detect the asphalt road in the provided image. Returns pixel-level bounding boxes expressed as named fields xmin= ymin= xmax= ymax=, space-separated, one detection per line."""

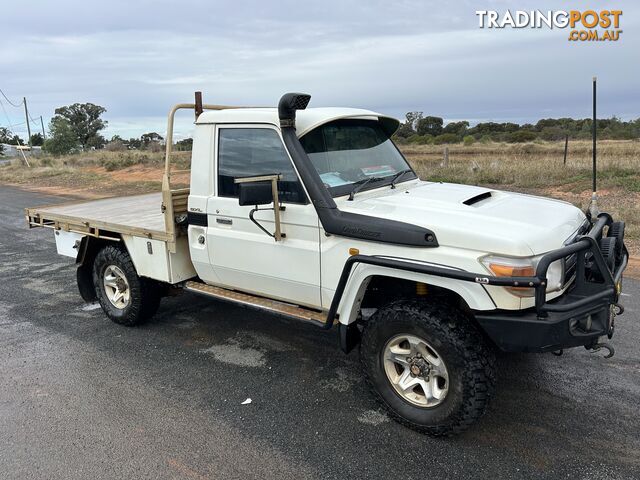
xmin=1 ymin=186 xmax=639 ymax=479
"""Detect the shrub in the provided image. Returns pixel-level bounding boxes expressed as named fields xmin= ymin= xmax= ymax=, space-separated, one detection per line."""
xmin=104 ymin=153 xmax=138 ymax=171
xmin=105 ymin=140 xmax=127 ymax=152
xmin=433 ymin=133 xmax=461 ymax=145
xmin=507 ymin=130 xmax=537 ymax=143
xmin=463 ymin=135 xmax=475 ymax=146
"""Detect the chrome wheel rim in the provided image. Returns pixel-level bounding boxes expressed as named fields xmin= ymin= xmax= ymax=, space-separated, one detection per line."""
xmin=382 ymin=333 xmax=449 ymax=408
xmin=103 ymin=265 xmax=130 ymax=309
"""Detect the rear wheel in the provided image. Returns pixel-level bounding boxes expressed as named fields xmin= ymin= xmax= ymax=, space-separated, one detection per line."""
xmin=92 ymin=244 xmax=161 ymax=326
xmin=360 ymin=300 xmax=495 ymax=436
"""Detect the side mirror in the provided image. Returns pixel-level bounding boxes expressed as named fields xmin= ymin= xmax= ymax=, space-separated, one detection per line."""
xmin=238 ymin=181 xmax=273 ymax=206
xmin=235 ymin=174 xmax=284 ymax=241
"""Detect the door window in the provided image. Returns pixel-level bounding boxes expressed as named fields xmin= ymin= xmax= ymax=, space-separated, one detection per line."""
xmin=218 ymin=128 xmax=307 ymax=204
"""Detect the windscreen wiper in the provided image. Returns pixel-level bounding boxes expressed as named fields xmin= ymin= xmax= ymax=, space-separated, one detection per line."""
xmin=389 ymin=169 xmax=414 ymax=189
xmin=348 ymin=176 xmax=383 ymax=201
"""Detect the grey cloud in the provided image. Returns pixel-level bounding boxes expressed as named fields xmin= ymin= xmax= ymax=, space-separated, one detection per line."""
xmin=0 ymin=0 xmax=637 ymax=139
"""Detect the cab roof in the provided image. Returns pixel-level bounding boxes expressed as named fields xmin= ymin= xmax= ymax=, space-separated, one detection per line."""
xmin=195 ymin=107 xmax=400 ymax=137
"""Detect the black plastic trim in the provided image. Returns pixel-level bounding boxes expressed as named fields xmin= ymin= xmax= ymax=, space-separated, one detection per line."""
xmin=187 ymin=212 xmax=208 ymax=227
xmin=339 ymin=323 xmax=361 ymax=354
xmin=278 ymin=92 xmax=438 ymax=248
xmin=463 ymin=191 xmax=492 ymax=206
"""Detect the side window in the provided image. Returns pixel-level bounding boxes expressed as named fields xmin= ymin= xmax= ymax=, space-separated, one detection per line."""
xmin=217 ymin=128 xmax=307 ymax=204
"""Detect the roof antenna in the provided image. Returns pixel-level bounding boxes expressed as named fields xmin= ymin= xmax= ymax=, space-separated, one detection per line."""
xmin=588 ymin=77 xmax=599 ymax=218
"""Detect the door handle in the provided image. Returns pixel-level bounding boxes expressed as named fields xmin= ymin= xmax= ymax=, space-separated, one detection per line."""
xmin=216 ymin=218 xmax=233 ymax=225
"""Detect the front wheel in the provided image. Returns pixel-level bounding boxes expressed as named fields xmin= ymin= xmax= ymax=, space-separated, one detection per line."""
xmin=360 ymin=300 xmax=495 ymax=436
xmin=92 ymin=244 xmax=161 ymax=326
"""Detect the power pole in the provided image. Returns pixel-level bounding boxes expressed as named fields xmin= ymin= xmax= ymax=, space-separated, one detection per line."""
xmin=39 ymin=115 xmax=46 ymax=139
xmin=23 ymin=97 xmax=32 ymax=147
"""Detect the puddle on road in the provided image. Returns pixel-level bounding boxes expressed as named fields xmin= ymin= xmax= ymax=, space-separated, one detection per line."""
xmin=201 ymin=341 xmax=266 ymax=368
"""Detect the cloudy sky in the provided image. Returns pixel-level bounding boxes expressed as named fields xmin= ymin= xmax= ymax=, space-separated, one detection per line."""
xmin=0 ymin=0 xmax=637 ymax=139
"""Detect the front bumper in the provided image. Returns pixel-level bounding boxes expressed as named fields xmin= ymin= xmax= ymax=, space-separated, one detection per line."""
xmin=476 ymin=294 xmax=620 ymax=353
xmin=476 ymin=213 xmax=627 ymax=353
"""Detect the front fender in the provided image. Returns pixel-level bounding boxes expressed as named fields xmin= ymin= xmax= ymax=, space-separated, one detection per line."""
xmin=335 ymin=263 xmax=497 ymax=325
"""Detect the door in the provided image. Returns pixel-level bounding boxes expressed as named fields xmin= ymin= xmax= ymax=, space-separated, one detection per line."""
xmin=206 ymin=125 xmax=322 ymax=308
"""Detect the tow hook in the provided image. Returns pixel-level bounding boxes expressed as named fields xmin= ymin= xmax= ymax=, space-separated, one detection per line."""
xmin=608 ymin=303 xmax=624 ymax=339
xmin=588 ymin=342 xmax=615 ymax=359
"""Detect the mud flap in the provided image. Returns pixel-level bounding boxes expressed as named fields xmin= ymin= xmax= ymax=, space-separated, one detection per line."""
xmin=77 ymin=263 xmax=97 ymax=302
xmin=339 ymin=322 xmax=361 ymax=354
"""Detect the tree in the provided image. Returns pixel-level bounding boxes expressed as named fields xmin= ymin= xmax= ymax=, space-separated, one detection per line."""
xmin=127 ymin=137 xmax=142 ymax=149
xmin=0 ymin=127 xmax=12 ymax=144
xmin=52 ymin=103 xmax=107 ymax=149
xmin=10 ymin=135 xmax=24 ymax=145
xmin=443 ymin=121 xmax=469 ymax=136
xmin=417 ymin=116 xmax=443 ymax=136
xmin=86 ymin=134 xmax=106 ymax=149
xmin=42 ymin=118 xmax=78 ymax=155
xmin=141 ymin=132 xmax=163 ymax=147
xmin=175 ymin=138 xmax=193 ymax=151
xmin=30 ymin=133 xmax=45 ymax=146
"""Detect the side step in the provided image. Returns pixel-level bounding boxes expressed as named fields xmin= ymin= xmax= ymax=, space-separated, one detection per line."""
xmin=183 ymin=281 xmax=330 ymax=327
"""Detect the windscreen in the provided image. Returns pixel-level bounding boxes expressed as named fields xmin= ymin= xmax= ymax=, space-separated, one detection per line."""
xmin=299 ymin=119 xmax=415 ymax=197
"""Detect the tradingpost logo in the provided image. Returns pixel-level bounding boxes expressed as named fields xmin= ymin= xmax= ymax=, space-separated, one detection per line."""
xmin=475 ymin=10 xmax=623 ymax=42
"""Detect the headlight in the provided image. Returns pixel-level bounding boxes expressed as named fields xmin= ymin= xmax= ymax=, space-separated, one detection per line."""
xmin=480 ymin=255 xmax=564 ymax=297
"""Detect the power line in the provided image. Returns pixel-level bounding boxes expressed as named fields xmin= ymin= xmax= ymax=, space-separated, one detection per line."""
xmin=0 ymin=88 xmax=24 ymax=108
xmin=0 ymin=119 xmax=28 ymax=128
xmin=0 ymin=97 xmax=17 ymax=132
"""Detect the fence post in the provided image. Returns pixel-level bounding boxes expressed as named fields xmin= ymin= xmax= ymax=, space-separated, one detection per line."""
xmin=563 ymin=134 xmax=569 ymax=166
xmin=443 ymin=146 xmax=449 ymax=167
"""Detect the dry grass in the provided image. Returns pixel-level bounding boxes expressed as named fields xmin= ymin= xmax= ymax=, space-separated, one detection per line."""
xmin=402 ymin=140 xmax=640 ymax=257
xmin=1 ymin=139 xmax=638 ymax=258
xmin=404 ymin=140 xmax=639 ymax=191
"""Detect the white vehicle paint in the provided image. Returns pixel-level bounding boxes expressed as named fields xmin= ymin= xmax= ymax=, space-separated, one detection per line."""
xmin=28 ymin=93 xmax=627 ymax=436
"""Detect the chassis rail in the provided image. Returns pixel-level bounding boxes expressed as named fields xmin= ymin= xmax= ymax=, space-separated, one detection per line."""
xmin=325 ymin=213 xmax=626 ymax=328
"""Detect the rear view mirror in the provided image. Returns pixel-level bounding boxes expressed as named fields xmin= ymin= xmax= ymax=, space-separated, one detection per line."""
xmin=238 ymin=181 xmax=273 ymax=206
xmin=235 ymin=174 xmax=284 ymax=241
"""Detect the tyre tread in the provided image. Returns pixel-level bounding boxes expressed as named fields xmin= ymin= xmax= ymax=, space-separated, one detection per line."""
xmin=92 ymin=244 xmax=160 ymax=326
xmin=360 ymin=300 xmax=495 ymax=436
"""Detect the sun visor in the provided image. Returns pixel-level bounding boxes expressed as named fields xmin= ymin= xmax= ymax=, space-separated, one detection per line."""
xmin=296 ymin=112 xmax=400 ymax=139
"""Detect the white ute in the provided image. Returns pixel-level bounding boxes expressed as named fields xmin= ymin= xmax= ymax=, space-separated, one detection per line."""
xmin=27 ymin=92 xmax=628 ymax=435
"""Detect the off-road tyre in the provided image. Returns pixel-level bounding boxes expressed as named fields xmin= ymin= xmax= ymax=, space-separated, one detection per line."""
xmin=607 ymin=221 xmax=625 ymax=263
xmin=599 ymin=236 xmax=616 ymax=274
xmin=92 ymin=244 xmax=161 ymax=326
xmin=360 ymin=300 xmax=495 ymax=436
